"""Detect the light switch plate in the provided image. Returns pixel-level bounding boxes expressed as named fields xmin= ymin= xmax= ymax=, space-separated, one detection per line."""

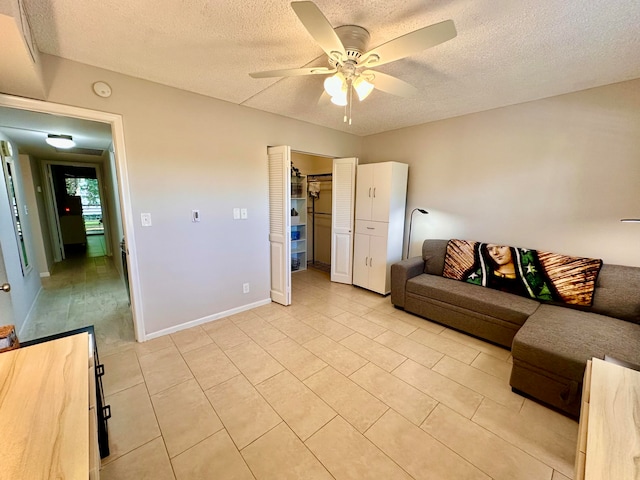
xmin=240 ymin=208 xmax=248 ymax=219
xmin=233 ymin=208 xmax=240 ymax=220
xmin=141 ymin=213 xmax=152 ymax=226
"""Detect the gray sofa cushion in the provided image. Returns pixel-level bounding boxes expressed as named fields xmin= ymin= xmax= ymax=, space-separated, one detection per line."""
xmin=512 ymin=303 xmax=640 ymax=382
xmin=591 ymin=263 xmax=640 ymax=323
xmin=422 ymin=239 xmax=448 ymax=276
xmin=406 ymin=274 xmax=539 ymax=327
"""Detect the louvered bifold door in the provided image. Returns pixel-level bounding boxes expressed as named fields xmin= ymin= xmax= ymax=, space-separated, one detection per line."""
xmin=331 ymin=157 xmax=358 ymax=284
xmin=267 ymin=146 xmax=292 ymax=305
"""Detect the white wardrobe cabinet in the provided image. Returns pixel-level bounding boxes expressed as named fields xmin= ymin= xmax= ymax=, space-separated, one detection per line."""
xmin=353 ymin=162 xmax=408 ymax=294
xmin=355 ymin=162 xmax=406 ymax=222
xmin=353 ymin=222 xmax=389 ymax=294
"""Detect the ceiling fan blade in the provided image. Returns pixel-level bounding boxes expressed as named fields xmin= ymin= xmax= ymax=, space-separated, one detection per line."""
xmin=360 ymin=19 xmax=456 ymax=68
xmin=363 ymin=70 xmax=418 ymax=97
xmin=291 ymin=1 xmax=347 ymax=63
xmin=249 ymin=66 xmax=336 ymax=78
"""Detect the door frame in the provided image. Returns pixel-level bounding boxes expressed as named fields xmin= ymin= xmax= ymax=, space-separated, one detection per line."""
xmin=0 ymin=93 xmax=145 ymax=342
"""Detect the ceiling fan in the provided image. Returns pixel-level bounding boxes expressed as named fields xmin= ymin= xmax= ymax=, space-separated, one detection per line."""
xmin=249 ymin=1 xmax=456 ymax=124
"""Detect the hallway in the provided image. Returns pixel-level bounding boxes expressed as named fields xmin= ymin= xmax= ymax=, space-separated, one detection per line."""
xmin=20 ymin=235 xmax=135 ymax=356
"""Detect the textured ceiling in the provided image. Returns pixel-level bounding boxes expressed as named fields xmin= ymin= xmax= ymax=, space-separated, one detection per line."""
xmin=20 ymin=0 xmax=640 ymax=136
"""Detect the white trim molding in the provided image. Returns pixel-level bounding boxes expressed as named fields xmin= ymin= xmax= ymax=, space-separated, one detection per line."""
xmin=144 ymin=298 xmax=272 ymax=341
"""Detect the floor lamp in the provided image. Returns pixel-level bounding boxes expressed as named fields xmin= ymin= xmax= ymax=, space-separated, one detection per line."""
xmin=406 ymin=208 xmax=429 ymax=259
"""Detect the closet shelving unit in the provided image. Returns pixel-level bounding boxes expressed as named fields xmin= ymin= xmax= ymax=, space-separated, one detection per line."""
xmin=291 ymin=174 xmax=307 ymax=271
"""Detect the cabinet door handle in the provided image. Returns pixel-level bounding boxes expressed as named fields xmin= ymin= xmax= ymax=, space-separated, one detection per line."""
xmin=366 ymin=227 xmax=374 ymax=230
xmin=365 ymin=257 xmax=369 ymax=266
xmin=368 ymin=187 xmax=371 ymax=198
xmin=369 ymin=258 xmax=373 ymax=267
xmin=373 ymin=187 xmax=376 ymax=198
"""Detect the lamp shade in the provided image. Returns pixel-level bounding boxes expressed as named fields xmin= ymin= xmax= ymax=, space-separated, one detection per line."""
xmin=330 ymin=92 xmax=348 ymax=106
xmin=324 ymin=73 xmax=345 ymax=97
xmin=46 ymin=134 xmax=75 ymax=149
xmin=353 ymin=76 xmax=374 ymax=101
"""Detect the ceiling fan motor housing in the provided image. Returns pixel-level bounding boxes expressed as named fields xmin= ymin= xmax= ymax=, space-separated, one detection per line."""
xmin=330 ymin=25 xmax=370 ymax=66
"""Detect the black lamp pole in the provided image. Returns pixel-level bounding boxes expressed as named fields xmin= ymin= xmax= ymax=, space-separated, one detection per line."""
xmin=406 ymin=208 xmax=429 ymax=259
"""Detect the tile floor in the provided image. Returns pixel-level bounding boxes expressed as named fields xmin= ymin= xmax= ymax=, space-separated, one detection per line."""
xmin=20 ymin=235 xmax=136 ymax=354
xmin=22 ymin=252 xmax=578 ymax=479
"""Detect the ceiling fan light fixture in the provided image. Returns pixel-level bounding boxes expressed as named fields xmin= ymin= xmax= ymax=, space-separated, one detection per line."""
xmin=250 ymin=2 xmax=457 ymax=126
xmin=46 ymin=134 xmax=76 ymax=149
xmin=353 ymin=76 xmax=374 ymax=101
xmin=323 ymin=72 xmax=345 ymax=97
xmin=330 ymin=92 xmax=348 ymax=106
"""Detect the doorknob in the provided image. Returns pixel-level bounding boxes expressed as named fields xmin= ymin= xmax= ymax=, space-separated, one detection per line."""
xmin=1 ymin=283 xmax=10 ymax=293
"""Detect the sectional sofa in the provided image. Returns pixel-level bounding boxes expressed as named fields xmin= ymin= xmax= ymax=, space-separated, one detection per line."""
xmin=390 ymin=239 xmax=640 ymax=417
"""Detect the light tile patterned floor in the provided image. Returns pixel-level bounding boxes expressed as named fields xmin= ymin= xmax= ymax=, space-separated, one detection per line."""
xmin=24 ymin=256 xmax=578 ymax=480
xmin=20 ymin=236 xmax=135 ymax=354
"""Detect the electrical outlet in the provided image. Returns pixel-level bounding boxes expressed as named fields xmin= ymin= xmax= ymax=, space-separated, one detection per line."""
xmin=242 ymin=283 xmax=250 ymax=294
xmin=141 ymin=213 xmax=152 ymax=226
xmin=192 ymin=209 xmax=200 ymax=222
xmin=240 ymin=208 xmax=248 ymax=219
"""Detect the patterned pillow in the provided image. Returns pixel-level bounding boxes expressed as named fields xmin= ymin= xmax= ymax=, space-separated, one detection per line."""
xmin=443 ymin=239 xmax=603 ymax=306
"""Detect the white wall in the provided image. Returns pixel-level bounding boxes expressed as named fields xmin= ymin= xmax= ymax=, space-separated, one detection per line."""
xmin=0 ymin=134 xmax=41 ymax=333
xmin=39 ymin=54 xmax=362 ymax=337
xmin=362 ymin=79 xmax=640 ymax=266
xmin=28 ymin=156 xmax=54 ymax=274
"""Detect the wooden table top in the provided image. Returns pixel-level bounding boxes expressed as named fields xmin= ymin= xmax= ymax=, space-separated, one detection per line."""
xmin=0 ymin=333 xmax=89 ymax=479
xmin=585 ymin=357 xmax=640 ymax=480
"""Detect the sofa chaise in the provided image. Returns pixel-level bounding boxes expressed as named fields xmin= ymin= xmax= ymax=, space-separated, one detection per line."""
xmin=390 ymin=239 xmax=640 ymax=417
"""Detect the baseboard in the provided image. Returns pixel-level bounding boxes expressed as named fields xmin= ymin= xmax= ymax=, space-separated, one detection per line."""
xmin=143 ymin=297 xmax=272 ymax=341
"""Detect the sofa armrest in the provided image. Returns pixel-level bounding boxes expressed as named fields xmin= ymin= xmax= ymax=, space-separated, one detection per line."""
xmin=391 ymin=257 xmax=426 ymax=308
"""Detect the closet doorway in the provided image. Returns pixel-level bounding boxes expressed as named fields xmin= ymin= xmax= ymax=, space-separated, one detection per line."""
xmin=268 ymin=145 xmax=356 ymax=306
xmin=291 ymin=152 xmax=333 ymax=273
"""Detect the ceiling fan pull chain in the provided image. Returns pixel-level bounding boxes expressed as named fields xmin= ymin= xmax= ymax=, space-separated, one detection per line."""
xmin=349 ymin=86 xmax=353 ymax=125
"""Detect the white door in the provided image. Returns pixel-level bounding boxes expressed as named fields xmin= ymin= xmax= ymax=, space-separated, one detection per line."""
xmin=331 ymin=157 xmax=358 ymax=284
xmin=44 ymin=163 xmax=65 ymax=262
xmin=352 ymin=233 xmax=369 ymax=288
xmin=0 ymin=153 xmax=16 ymax=324
xmin=369 ymin=235 xmax=388 ymax=294
xmin=268 ymin=145 xmax=292 ymax=306
xmin=355 ymin=163 xmax=373 ymax=221
xmin=371 ymin=162 xmax=393 ymax=222
xmin=0 ymin=240 xmax=14 ymax=324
